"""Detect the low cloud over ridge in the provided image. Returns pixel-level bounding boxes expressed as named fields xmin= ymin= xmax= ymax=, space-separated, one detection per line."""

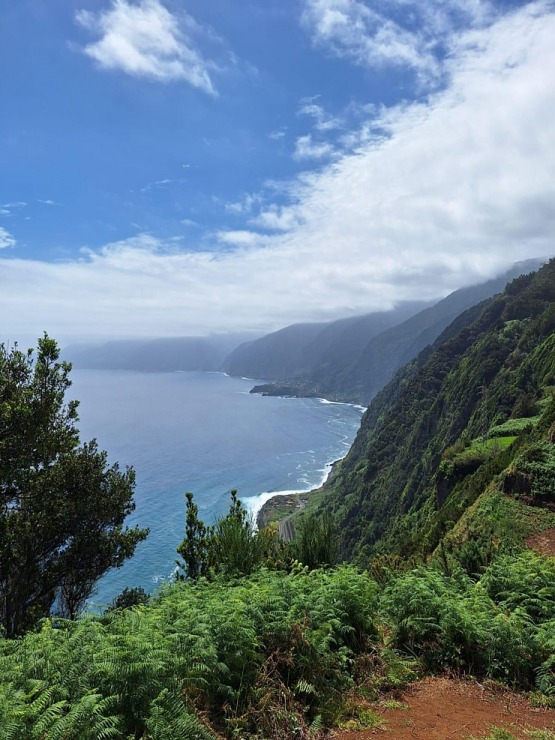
xmin=2 ymin=3 xmax=554 ymax=341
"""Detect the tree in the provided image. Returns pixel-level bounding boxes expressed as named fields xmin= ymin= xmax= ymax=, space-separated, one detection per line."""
xmin=176 ymin=490 xmax=276 ymax=580
xmin=107 ymin=586 xmax=150 ymax=611
xmin=0 ymin=335 xmax=148 ymax=635
xmin=208 ymin=489 xmax=269 ymax=576
xmin=290 ymin=511 xmax=340 ymax=569
xmin=176 ymin=491 xmax=209 ymax=580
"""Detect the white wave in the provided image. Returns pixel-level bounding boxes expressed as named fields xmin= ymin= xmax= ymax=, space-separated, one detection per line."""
xmin=317 ymin=397 xmax=367 ymax=412
xmin=242 ymin=456 xmax=343 ymax=525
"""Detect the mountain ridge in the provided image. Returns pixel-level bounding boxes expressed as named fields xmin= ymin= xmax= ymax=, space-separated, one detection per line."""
xmin=250 ymin=258 xmax=546 ymax=405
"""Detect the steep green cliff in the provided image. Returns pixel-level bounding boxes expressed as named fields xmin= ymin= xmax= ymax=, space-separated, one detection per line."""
xmin=316 ymin=259 xmax=555 ymax=564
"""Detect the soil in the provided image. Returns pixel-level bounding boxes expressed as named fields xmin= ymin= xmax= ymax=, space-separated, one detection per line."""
xmin=332 ymin=677 xmax=555 ymax=740
xmin=526 ymin=528 xmax=555 ymax=557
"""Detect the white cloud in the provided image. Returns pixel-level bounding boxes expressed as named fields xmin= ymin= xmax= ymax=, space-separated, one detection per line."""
xmin=2 ymin=3 xmax=554 ymax=340
xmin=250 ymin=206 xmax=302 ymax=232
xmin=299 ymin=101 xmax=343 ymax=131
xmin=0 ymin=228 xmax=16 ymax=249
xmin=1 ymin=202 xmax=27 ymax=217
xmin=301 ymin=0 xmax=436 ymax=78
xmin=76 ymin=0 xmax=217 ymax=94
xmin=300 ymin=0 xmax=493 ymax=82
xmin=294 ymin=134 xmax=335 ymax=160
xmin=268 ymin=129 xmax=287 ymax=141
xmin=139 ymin=178 xmax=175 ymax=193
xmin=215 ymin=230 xmax=268 ymax=247
xmin=225 ymin=194 xmax=261 ymax=215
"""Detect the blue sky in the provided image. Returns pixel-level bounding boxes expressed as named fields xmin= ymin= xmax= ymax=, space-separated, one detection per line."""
xmin=1 ymin=0 xmax=554 ymax=342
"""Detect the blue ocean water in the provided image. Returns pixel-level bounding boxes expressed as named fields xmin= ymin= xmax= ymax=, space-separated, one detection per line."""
xmin=69 ymin=370 xmax=364 ymax=608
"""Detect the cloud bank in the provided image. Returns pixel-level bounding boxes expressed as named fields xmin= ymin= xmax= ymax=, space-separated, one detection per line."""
xmin=2 ymin=2 xmax=554 ymax=341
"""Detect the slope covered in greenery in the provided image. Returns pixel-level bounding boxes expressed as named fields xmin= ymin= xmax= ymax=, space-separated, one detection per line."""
xmin=314 ymin=259 xmax=555 ymax=564
xmin=2 ymin=552 xmax=555 ymax=739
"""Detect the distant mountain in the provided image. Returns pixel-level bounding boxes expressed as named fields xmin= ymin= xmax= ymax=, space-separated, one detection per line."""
xmin=64 ymin=260 xmax=545 ymax=382
xmin=222 ymin=301 xmax=430 ymax=380
xmin=252 ymin=259 xmax=546 ymax=405
xmin=63 ymin=335 xmax=250 ymax=372
xmin=221 ymin=323 xmax=326 ymax=379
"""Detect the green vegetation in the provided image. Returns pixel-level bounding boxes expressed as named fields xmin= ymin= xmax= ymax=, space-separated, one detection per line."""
xmin=177 ymin=489 xmax=281 ymax=580
xmin=0 ymin=566 xmax=380 ymax=738
xmin=0 ymin=336 xmax=148 ymax=636
xmin=489 ymin=416 xmax=542 ymax=436
xmin=288 ymin=510 xmax=340 ymax=569
xmin=310 ymin=259 xmax=555 ymax=564
xmin=1 ymin=552 xmax=554 ymax=738
xmin=2 ymin=262 xmax=555 ymax=737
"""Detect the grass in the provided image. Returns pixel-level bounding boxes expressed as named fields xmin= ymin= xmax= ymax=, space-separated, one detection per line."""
xmin=379 ymin=699 xmax=409 ymax=710
xmin=337 ymin=704 xmax=383 ymax=731
xmin=444 ymin=488 xmax=555 ymax=554
xmin=469 ymin=436 xmax=518 ymax=451
xmin=489 ymin=417 xmax=542 ymax=437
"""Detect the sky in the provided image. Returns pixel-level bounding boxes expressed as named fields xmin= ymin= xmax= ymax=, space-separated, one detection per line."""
xmin=1 ymin=0 xmax=554 ymax=343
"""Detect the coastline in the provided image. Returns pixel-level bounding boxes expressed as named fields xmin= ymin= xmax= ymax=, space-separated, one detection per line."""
xmin=236 ymin=378 xmax=365 ymax=529
xmin=244 ymin=455 xmax=345 ymax=530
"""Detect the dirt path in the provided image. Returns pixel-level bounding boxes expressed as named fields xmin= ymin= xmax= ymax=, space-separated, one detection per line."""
xmin=527 ymin=527 xmax=555 ymax=557
xmin=333 ymin=677 xmax=555 ymax=739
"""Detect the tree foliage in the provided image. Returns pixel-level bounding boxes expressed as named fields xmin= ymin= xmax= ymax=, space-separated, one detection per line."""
xmin=290 ymin=511 xmax=339 ymax=569
xmin=0 ymin=336 xmax=148 ymax=635
xmin=177 ymin=489 xmax=276 ymax=580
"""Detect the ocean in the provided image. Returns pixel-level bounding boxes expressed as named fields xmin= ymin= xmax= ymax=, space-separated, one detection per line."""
xmin=69 ymin=369 xmax=364 ymax=608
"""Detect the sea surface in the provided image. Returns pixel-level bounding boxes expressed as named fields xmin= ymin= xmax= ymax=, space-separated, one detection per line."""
xmin=69 ymin=370 xmax=364 ymax=608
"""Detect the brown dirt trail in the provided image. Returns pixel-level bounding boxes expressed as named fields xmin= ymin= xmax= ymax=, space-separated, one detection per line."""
xmin=333 ymin=677 xmax=555 ymax=740
xmin=526 ymin=527 xmax=555 ymax=557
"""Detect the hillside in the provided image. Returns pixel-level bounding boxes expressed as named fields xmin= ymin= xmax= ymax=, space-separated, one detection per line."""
xmin=252 ymin=259 xmax=545 ymax=404
xmin=310 ymin=258 xmax=555 ymax=565
xmin=222 ymin=301 xmax=429 ymax=380
xmin=221 ymin=321 xmax=326 ymax=378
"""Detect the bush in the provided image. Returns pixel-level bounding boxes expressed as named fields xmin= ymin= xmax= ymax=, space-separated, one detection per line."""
xmin=289 ymin=511 xmax=340 ymax=569
xmin=177 ymin=490 xmax=279 ymax=580
xmin=0 ymin=566 xmax=379 ymax=738
xmin=381 ymin=553 xmax=554 ymax=687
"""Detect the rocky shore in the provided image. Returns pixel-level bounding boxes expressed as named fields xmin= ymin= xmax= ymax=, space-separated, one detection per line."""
xmin=256 ymin=458 xmax=344 ymax=532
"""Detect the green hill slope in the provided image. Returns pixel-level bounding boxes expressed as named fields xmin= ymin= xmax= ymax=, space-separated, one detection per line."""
xmin=315 ymin=259 xmax=555 ymax=564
